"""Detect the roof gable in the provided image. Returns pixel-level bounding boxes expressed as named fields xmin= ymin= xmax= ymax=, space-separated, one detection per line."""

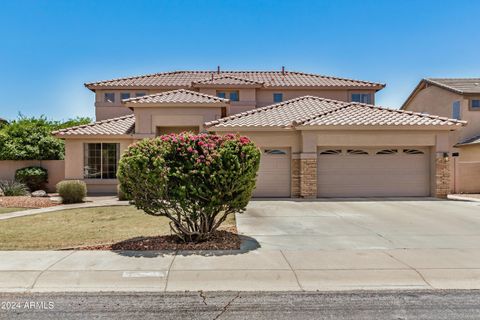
xmin=122 ymin=89 xmax=229 ymax=105
xmin=425 ymin=78 xmax=480 ymax=94
xmin=402 ymin=78 xmax=480 ymax=110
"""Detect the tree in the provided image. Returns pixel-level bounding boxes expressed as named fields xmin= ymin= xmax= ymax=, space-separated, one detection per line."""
xmin=0 ymin=115 xmax=91 ymax=160
xmin=118 ymin=132 xmax=261 ymax=242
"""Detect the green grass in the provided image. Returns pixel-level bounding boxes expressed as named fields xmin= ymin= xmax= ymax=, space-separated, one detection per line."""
xmin=0 ymin=207 xmax=25 ymax=215
xmin=0 ymin=206 xmax=236 ymax=250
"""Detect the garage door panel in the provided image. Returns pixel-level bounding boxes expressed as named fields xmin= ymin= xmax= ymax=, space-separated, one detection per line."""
xmin=318 ymin=147 xmax=430 ymax=197
xmin=253 ymin=148 xmax=291 ymax=198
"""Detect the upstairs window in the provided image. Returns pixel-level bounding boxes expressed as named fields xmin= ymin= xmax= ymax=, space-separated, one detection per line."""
xmin=121 ymin=92 xmax=131 ymax=100
xmin=273 ymin=93 xmax=283 ymax=103
xmin=229 ymin=91 xmax=239 ymax=101
xmin=216 ymin=91 xmax=239 ymax=101
xmin=471 ymin=99 xmax=480 ymax=110
xmin=84 ymin=143 xmax=120 ymax=179
xmin=452 ymin=101 xmax=461 ymax=119
xmin=135 ymin=92 xmax=146 ymax=97
xmin=351 ymin=93 xmax=372 ymax=104
xmin=104 ymin=93 xmax=115 ymax=103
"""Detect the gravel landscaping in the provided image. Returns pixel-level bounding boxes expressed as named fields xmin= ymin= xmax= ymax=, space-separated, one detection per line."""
xmin=74 ymin=227 xmax=240 ymax=251
xmin=0 ymin=196 xmax=59 ymax=208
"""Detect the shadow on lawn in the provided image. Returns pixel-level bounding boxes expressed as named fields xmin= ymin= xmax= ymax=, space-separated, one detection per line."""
xmin=108 ymin=232 xmax=261 ymax=258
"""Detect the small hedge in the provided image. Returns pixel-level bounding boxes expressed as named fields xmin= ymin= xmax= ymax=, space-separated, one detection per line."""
xmin=15 ymin=166 xmax=48 ymax=191
xmin=0 ymin=180 xmax=29 ymax=196
xmin=56 ymin=180 xmax=87 ymax=204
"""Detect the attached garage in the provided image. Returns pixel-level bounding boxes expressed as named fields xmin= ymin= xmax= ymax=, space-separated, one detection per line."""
xmin=205 ymin=95 xmax=465 ymax=199
xmin=317 ymin=147 xmax=430 ymax=197
xmin=253 ymin=148 xmax=291 ymax=197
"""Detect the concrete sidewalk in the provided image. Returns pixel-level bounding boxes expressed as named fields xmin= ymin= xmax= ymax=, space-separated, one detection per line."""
xmin=2 ymin=249 xmax=480 ymax=292
xmin=0 ymin=196 xmax=129 ymax=220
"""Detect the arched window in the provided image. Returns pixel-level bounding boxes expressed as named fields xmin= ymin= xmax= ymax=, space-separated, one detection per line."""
xmin=319 ymin=149 xmax=342 ymax=155
xmin=403 ymin=149 xmax=424 ymax=155
xmin=347 ymin=149 xmax=369 ymax=155
xmin=264 ymin=149 xmax=287 ymax=155
xmin=376 ymin=149 xmax=398 ymax=155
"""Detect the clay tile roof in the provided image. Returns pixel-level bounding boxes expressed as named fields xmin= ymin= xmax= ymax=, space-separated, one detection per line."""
xmin=192 ymin=75 xmax=264 ymax=86
xmin=53 ymin=114 xmax=135 ymax=136
xmin=456 ymin=134 xmax=480 ymax=146
xmin=85 ymin=70 xmax=385 ymax=90
xmin=122 ymin=89 xmax=228 ymax=104
xmin=425 ymin=78 xmax=480 ymax=94
xmin=206 ymin=96 xmax=466 ymax=129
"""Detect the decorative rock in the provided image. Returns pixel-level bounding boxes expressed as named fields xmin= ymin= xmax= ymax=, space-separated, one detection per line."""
xmin=31 ymin=190 xmax=48 ymax=197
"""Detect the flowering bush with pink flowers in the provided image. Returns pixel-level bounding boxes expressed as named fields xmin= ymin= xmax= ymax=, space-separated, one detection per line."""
xmin=118 ymin=132 xmax=260 ymax=242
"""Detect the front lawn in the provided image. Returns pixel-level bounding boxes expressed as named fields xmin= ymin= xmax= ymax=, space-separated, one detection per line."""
xmin=0 ymin=206 xmax=236 ymax=250
xmin=0 ymin=207 xmax=24 ymax=215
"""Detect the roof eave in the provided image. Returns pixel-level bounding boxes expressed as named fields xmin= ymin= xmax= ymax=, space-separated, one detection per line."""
xmin=54 ymin=133 xmax=134 ymax=139
xmin=123 ymin=102 xmax=229 ymax=108
xmin=296 ymin=124 xmax=464 ymax=131
xmin=206 ymin=125 xmax=293 ymax=132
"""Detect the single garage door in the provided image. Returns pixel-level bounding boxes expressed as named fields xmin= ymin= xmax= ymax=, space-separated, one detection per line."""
xmin=317 ymin=147 xmax=430 ymax=197
xmin=253 ymin=148 xmax=291 ymax=197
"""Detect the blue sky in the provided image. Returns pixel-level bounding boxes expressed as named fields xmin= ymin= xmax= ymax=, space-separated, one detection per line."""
xmin=1 ymin=0 xmax=479 ymax=121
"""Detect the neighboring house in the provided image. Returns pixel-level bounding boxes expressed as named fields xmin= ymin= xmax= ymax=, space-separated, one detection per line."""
xmin=54 ymin=69 xmax=465 ymax=198
xmin=402 ymin=78 xmax=480 ymax=193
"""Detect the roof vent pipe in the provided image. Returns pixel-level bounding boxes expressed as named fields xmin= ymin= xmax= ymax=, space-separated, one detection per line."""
xmin=282 ymin=66 xmax=285 ymax=75
xmin=217 ymin=66 xmax=220 ymax=74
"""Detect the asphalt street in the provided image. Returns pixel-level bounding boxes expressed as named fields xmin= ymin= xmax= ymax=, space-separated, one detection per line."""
xmin=1 ymin=290 xmax=480 ymax=320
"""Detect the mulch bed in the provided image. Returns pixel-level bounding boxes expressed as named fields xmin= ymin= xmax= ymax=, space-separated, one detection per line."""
xmin=74 ymin=227 xmax=241 ymax=251
xmin=0 ymin=196 xmax=59 ymax=208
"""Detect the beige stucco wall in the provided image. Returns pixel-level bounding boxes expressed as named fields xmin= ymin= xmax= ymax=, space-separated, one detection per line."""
xmin=403 ymin=85 xmax=480 ymax=142
xmin=0 ymin=160 xmax=65 ymax=192
xmin=64 ymin=138 xmax=134 ymax=194
xmin=454 ymin=145 xmax=480 ymax=193
xmin=134 ymin=106 xmax=224 ymax=135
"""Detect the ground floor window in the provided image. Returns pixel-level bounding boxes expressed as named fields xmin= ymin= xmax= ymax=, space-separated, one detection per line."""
xmin=84 ymin=143 xmax=120 ymax=179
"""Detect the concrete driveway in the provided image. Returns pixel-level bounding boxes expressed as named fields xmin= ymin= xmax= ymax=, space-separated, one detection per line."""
xmin=237 ymin=198 xmax=480 ymax=250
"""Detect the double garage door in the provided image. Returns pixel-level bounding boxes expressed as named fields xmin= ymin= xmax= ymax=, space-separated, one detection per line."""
xmin=252 ymin=146 xmax=431 ymax=198
xmin=317 ymin=147 xmax=430 ymax=197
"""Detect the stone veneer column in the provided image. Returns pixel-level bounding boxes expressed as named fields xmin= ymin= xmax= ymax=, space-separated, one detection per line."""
xmin=435 ymin=154 xmax=451 ymax=198
xmin=291 ymin=153 xmax=317 ymax=198
xmin=291 ymin=159 xmax=301 ymax=197
xmin=300 ymin=158 xmax=317 ymax=198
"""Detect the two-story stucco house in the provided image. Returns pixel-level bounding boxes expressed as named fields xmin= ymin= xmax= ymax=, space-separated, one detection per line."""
xmin=402 ymin=78 xmax=480 ymax=193
xmin=54 ymin=69 xmax=465 ymax=198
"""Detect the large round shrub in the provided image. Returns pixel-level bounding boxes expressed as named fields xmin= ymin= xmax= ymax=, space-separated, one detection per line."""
xmin=118 ymin=132 xmax=261 ymax=242
xmin=15 ymin=166 xmax=48 ymax=191
xmin=56 ymin=180 xmax=87 ymax=204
